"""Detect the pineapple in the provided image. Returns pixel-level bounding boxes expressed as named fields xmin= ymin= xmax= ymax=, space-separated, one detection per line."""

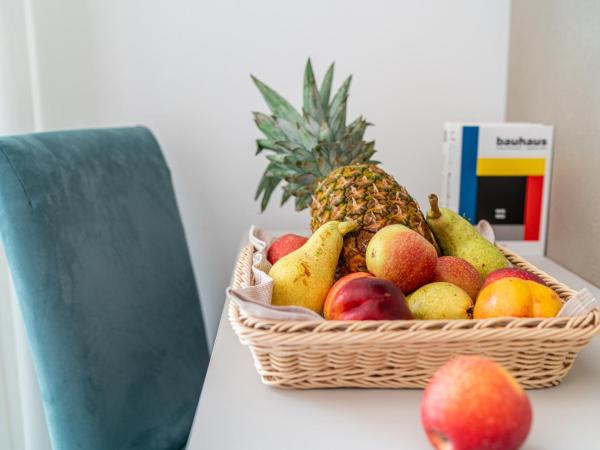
xmin=252 ymin=59 xmax=439 ymax=274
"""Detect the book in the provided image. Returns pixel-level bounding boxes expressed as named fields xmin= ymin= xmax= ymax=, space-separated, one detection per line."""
xmin=442 ymin=122 xmax=554 ymax=255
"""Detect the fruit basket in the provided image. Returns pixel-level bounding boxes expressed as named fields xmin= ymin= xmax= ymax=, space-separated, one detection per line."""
xmin=229 ymin=242 xmax=600 ymax=390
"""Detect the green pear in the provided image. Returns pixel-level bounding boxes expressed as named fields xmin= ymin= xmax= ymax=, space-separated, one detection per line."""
xmin=407 ymin=282 xmax=473 ymax=320
xmin=269 ymin=221 xmax=357 ymax=313
xmin=426 ymin=194 xmax=509 ymax=278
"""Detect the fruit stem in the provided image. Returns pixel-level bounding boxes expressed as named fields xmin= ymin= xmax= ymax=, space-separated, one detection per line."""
xmin=428 ymin=194 xmax=441 ymax=219
xmin=338 ymin=220 xmax=358 ymax=235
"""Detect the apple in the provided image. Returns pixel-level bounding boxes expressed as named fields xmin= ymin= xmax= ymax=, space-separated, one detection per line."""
xmin=432 ymin=256 xmax=483 ymax=300
xmin=323 ymin=276 xmax=412 ymax=320
xmin=482 ymin=267 xmax=545 ymax=290
xmin=366 ymin=224 xmax=437 ymax=294
xmin=474 ymin=277 xmax=562 ymax=319
xmin=421 ymin=356 xmax=532 ymax=450
xmin=267 ymin=233 xmax=308 ymax=264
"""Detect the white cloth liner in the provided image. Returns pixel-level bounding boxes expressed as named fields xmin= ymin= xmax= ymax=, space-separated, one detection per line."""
xmin=227 ymin=225 xmax=598 ymax=321
xmin=557 ymin=287 xmax=598 ymax=318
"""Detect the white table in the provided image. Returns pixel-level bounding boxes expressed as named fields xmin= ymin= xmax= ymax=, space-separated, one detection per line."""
xmin=188 ymin=252 xmax=600 ymax=450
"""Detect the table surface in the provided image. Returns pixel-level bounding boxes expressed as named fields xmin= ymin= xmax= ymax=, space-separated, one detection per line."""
xmin=187 ymin=249 xmax=600 ymax=450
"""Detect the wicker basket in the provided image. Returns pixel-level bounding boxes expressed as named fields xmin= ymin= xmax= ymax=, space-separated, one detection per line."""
xmin=229 ymin=243 xmax=600 ymax=389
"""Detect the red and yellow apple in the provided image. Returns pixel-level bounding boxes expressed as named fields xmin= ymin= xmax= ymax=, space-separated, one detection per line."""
xmin=474 ymin=277 xmax=562 ymax=319
xmin=323 ymin=275 xmax=412 ymax=320
xmin=366 ymin=224 xmax=437 ymax=294
xmin=267 ymin=233 xmax=308 ymax=264
xmin=482 ymin=267 xmax=545 ymax=290
xmin=421 ymin=356 xmax=532 ymax=450
xmin=432 ymin=256 xmax=483 ymax=301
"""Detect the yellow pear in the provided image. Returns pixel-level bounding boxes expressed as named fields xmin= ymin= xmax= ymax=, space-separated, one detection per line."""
xmin=269 ymin=221 xmax=356 ymax=313
xmin=407 ymin=282 xmax=473 ymax=320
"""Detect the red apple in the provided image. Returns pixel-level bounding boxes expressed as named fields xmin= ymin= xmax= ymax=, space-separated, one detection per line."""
xmin=432 ymin=256 xmax=483 ymax=301
xmin=482 ymin=267 xmax=546 ymax=290
xmin=323 ymin=276 xmax=412 ymax=320
xmin=267 ymin=233 xmax=308 ymax=264
xmin=421 ymin=356 xmax=532 ymax=450
xmin=366 ymin=224 xmax=437 ymax=294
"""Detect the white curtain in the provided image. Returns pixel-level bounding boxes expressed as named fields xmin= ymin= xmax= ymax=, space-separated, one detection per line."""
xmin=0 ymin=0 xmax=52 ymax=448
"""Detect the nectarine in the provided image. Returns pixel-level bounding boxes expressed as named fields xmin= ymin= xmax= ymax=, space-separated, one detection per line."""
xmin=474 ymin=277 xmax=562 ymax=319
xmin=323 ymin=276 xmax=412 ymax=320
xmin=323 ymin=272 xmax=373 ymax=319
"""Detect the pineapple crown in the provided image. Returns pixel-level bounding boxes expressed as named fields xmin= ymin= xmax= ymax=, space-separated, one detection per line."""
xmin=252 ymin=59 xmax=378 ymax=212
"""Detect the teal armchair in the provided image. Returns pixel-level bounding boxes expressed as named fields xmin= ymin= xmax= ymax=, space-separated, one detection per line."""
xmin=0 ymin=127 xmax=209 ymax=449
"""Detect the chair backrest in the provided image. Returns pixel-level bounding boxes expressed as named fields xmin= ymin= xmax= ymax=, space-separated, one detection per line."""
xmin=0 ymin=127 xmax=209 ymax=450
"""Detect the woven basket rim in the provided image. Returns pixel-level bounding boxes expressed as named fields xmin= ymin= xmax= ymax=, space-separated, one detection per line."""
xmin=230 ymin=241 xmax=600 ymax=336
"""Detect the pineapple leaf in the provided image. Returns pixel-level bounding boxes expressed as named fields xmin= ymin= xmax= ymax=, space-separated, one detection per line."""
xmin=256 ymin=170 xmax=273 ymax=200
xmin=260 ymin=177 xmax=281 ymax=212
xmin=313 ymin=145 xmax=334 ymax=175
xmin=319 ymin=122 xmax=333 ymax=142
xmin=256 ymin=139 xmax=286 ymax=155
xmin=319 ymin=63 xmax=335 ymax=114
xmin=303 ymin=59 xmax=316 ymax=114
xmin=328 ymin=75 xmax=352 ymax=132
xmin=251 ymin=75 xmax=303 ymax=125
xmin=255 ymin=171 xmax=268 ymax=200
xmin=330 ymin=98 xmax=347 ymax=141
xmin=275 ymin=117 xmax=318 ymax=150
xmin=303 ymin=59 xmax=325 ymax=124
xmin=265 ymin=153 xmax=291 ymax=165
xmin=267 ymin=167 xmax=301 ymax=179
xmin=302 ymin=110 xmax=321 ymax=137
xmin=358 ymin=141 xmax=377 ymax=162
xmin=290 ymin=145 xmax=317 ymax=163
xmin=329 ymin=75 xmax=352 ymax=117
xmin=270 ymin=147 xmax=321 ymax=178
xmin=295 ymin=193 xmax=313 ymax=211
xmin=282 ymin=179 xmax=312 ymax=205
xmin=255 ymin=163 xmax=282 ymax=211
xmin=296 ymin=173 xmax=318 ymax=186
xmin=253 ymin=112 xmax=287 ymax=141
xmin=280 ymin=187 xmax=293 ymax=206
xmin=345 ymin=117 xmax=368 ymax=143
xmin=272 ymin=140 xmax=304 ymax=153
xmin=326 ymin=143 xmax=338 ymax=168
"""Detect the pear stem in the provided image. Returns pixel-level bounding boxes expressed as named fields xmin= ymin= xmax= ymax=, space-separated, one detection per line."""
xmin=337 ymin=220 xmax=357 ymax=236
xmin=429 ymin=194 xmax=441 ymax=219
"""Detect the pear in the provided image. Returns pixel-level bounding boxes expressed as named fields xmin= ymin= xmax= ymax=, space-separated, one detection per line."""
xmin=269 ymin=221 xmax=357 ymax=313
xmin=426 ymin=194 xmax=509 ymax=278
xmin=407 ymin=282 xmax=473 ymax=320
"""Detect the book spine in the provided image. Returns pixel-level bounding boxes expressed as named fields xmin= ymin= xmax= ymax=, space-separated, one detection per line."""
xmin=441 ymin=123 xmax=461 ymax=209
xmin=441 ymin=126 xmax=450 ymax=206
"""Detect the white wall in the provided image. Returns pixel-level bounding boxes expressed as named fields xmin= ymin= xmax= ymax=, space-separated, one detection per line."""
xmin=0 ymin=0 xmax=36 ymax=135
xmin=506 ymin=0 xmax=600 ymax=285
xmin=26 ymin=0 xmax=510 ymax=344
